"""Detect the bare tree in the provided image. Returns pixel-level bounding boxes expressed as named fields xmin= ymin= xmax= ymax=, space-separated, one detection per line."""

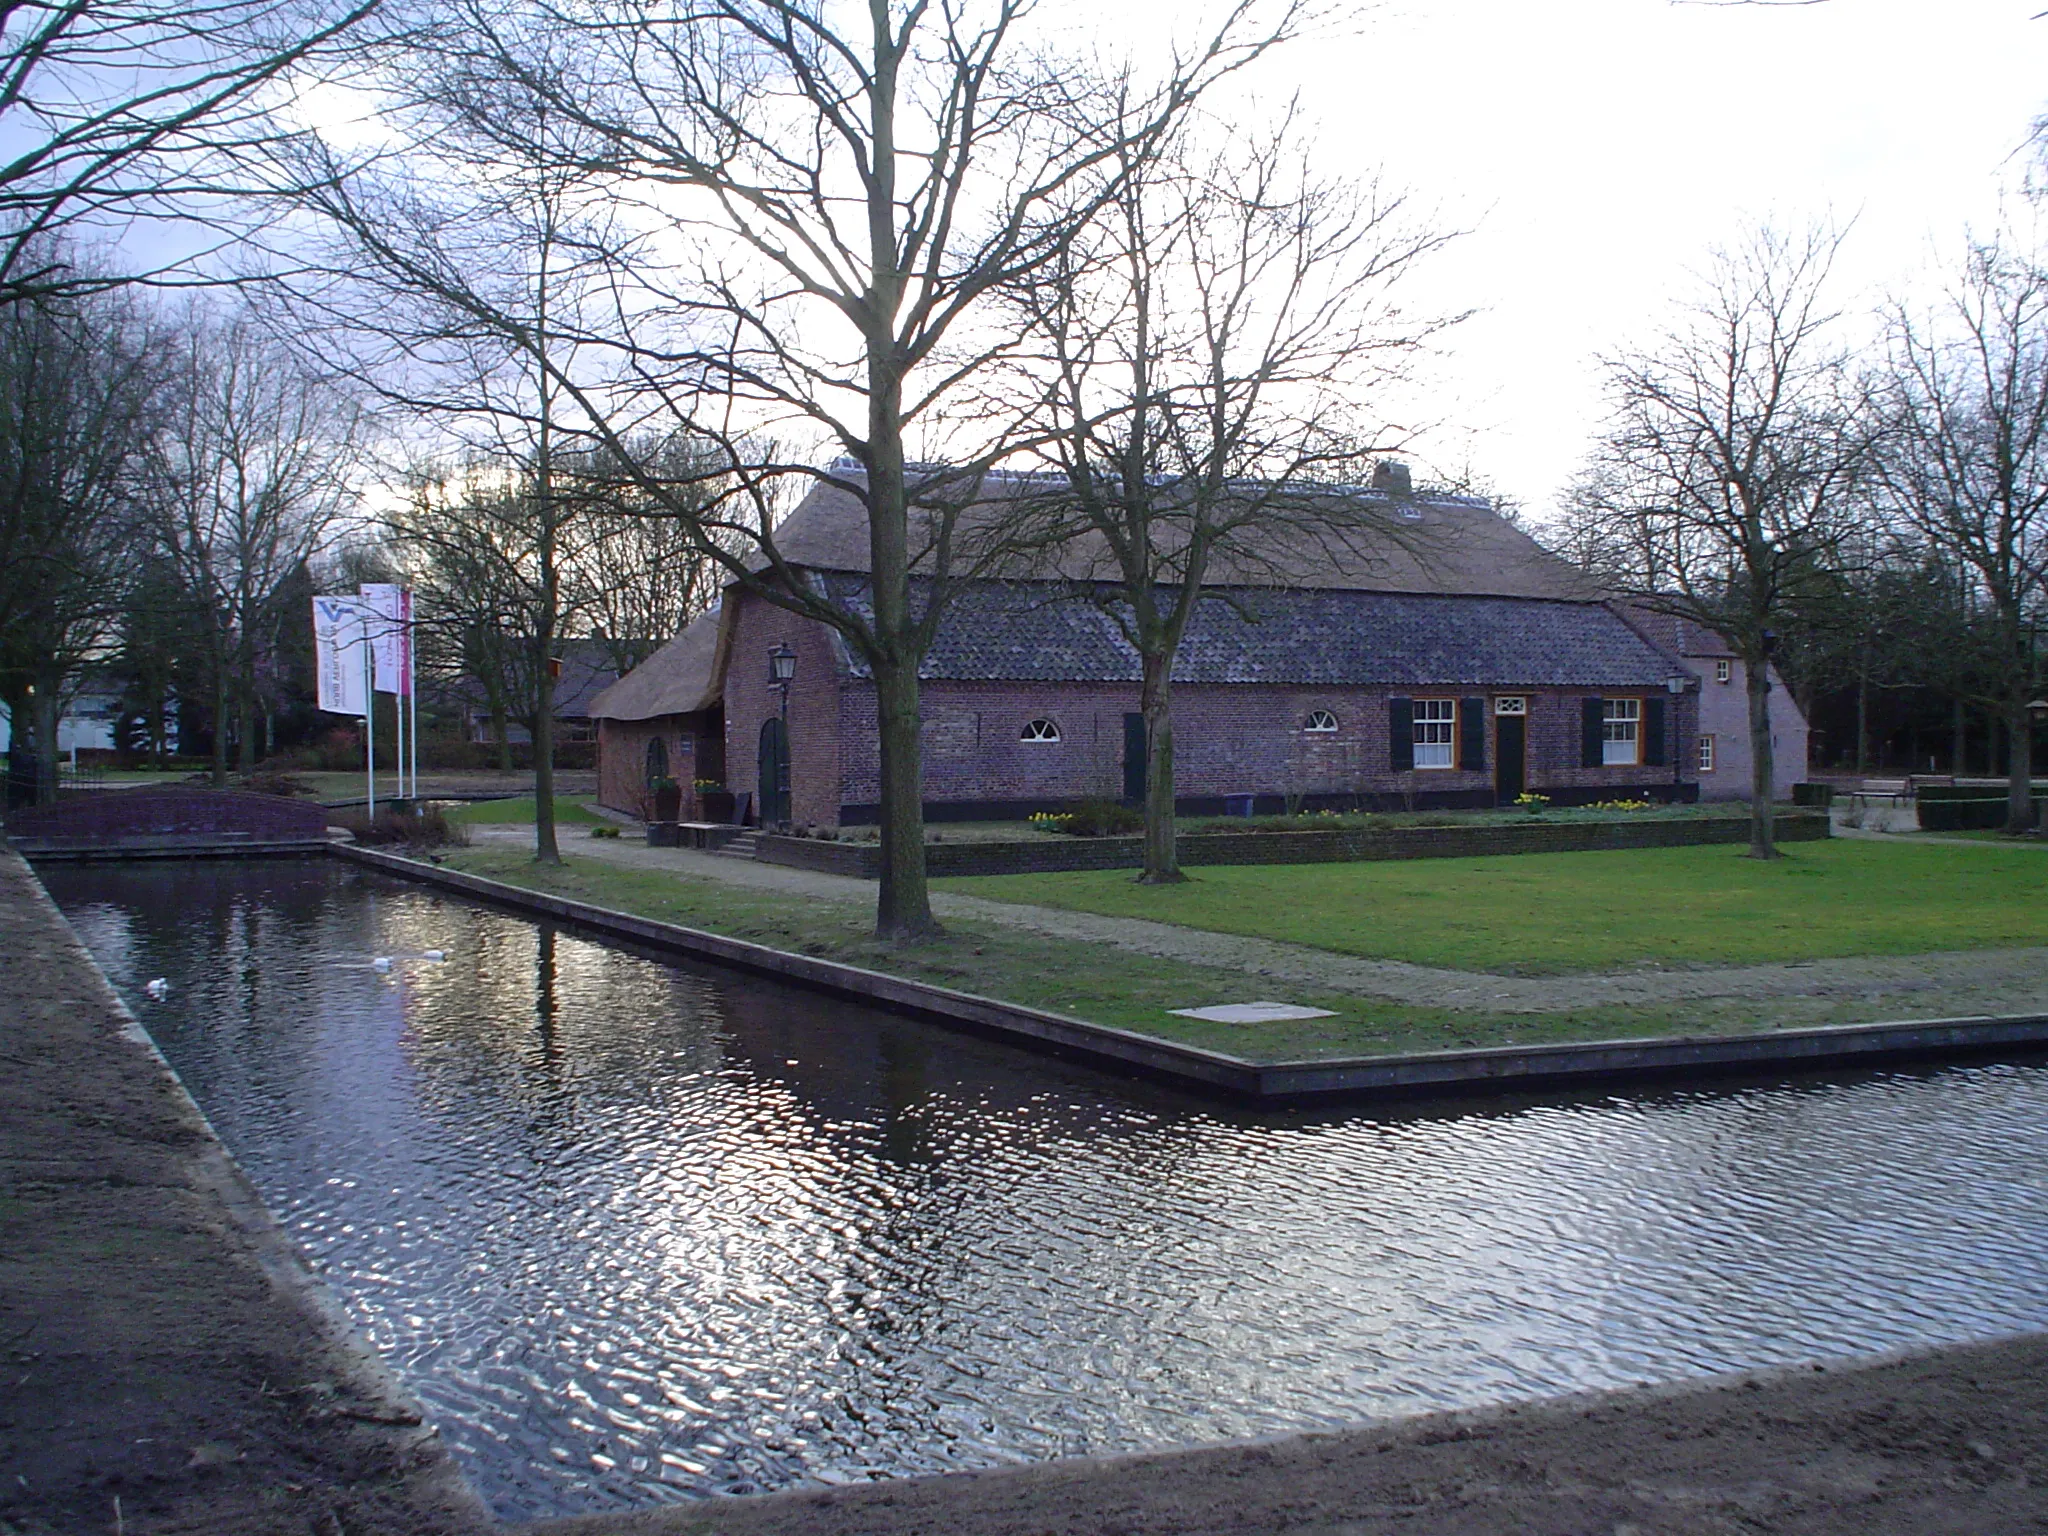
xmin=0 ymin=0 xmax=387 ymax=302
xmin=1003 ymin=111 xmax=1455 ymax=881
xmin=146 ymin=303 xmax=363 ymax=784
xmin=562 ymin=432 xmax=744 ymax=673
xmin=1874 ymin=238 xmax=2048 ymax=832
xmin=281 ymin=0 xmax=1301 ymax=937
xmin=0 ymin=271 xmax=156 ymax=802
xmin=1572 ymin=226 xmax=1868 ymax=858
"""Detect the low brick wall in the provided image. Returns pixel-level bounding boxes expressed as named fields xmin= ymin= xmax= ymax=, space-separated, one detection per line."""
xmin=756 ymin=812 xmax=1830 ymax=880
xmin=6 ymin=787 xmax=330 ymax=857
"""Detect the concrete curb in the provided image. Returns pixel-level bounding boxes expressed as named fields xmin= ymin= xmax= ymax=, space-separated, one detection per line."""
xmin=335 ymin=844 xmax=2048 ymax=1104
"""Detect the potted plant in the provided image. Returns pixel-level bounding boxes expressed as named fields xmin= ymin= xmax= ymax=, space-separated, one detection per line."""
xmin=649 ymin=774 xmax=682 ymax=823
xmin=696 ymin=778 xmax=736 ymax=823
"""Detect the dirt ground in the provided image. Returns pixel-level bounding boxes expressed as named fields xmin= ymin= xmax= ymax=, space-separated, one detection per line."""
xmin=535 ymin=1332 xmax=2048 ymax=1536
xmin=0 ymin=847 xmax=488 ymax=1536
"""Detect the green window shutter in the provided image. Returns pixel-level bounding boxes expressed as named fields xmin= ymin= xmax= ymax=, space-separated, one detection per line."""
xmin=1581 ymin=698 xmax=1605 ymax=767
xmin=1643 ymin=695 xmax=1667 ymax=767
xmin=1459 ymin=697 xmax=1485 ymax=770
xmin=1389 ymin=697 xmax=1414 ymax=772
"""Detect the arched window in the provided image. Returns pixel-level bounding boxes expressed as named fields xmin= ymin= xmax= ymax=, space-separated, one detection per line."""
xmin=1304 ymin=709 xmax=1339 ymax=733
xmin=1020 ymin=718 xmax=1062 ymax=743
xmin=644 ymin=735 xmax=670 ymax=784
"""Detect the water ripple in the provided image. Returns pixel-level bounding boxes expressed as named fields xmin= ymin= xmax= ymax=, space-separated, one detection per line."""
xmin=44 ymin=859 xmax=2048 ymax=1521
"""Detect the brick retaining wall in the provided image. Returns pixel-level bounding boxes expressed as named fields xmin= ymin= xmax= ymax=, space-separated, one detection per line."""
xmin=756 ymin=811 xmax=1830 ymax=880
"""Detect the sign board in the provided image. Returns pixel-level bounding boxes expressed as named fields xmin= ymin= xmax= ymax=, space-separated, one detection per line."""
xmin=312 ymin=595 xmax=370 ymax=716
xmin=358 ymin=583 xmax=413 ymax=696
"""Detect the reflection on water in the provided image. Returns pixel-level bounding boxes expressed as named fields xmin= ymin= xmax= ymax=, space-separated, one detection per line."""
xmin=43 ymin=859 xmax=2048 ymax=1521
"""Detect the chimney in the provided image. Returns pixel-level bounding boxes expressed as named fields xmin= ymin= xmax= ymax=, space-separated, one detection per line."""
xmin=1371 ymin=460 xmax=1412 ymax=496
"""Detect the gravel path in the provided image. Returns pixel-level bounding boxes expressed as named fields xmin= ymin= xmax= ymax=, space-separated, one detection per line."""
xmin=464 ymin=825 xmax=2048 ymax=1018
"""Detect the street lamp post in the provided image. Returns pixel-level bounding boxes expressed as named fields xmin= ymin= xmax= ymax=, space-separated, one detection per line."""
xmin=768 ymin=644 xmax=795 ymax=826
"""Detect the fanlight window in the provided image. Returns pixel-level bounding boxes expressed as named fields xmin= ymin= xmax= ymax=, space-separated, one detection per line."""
xmin=1020 ymin=718 xmax=1062 ymax=743
xmin=1304 ymin=709 xmax=1339 ymax=733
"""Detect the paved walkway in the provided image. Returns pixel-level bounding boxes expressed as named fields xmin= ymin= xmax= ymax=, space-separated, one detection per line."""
xmin=469 ymin=824 xmax=2048 ymax=1019
xmin=0 ymin=846 xmax=488 ymax=1535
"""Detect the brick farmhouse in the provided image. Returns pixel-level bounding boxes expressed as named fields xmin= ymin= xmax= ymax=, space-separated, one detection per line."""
xmin=591 ymin=471 xmax=1808 ymax=827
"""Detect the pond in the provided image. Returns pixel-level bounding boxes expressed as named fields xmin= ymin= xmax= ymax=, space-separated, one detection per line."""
xmin=43 ymin=857 xmax=2048 ymax=1522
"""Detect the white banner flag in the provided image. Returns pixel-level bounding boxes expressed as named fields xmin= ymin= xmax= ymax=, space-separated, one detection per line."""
xmin=358 ymin=583 xmax=413 ymax=696
xmin=312 ymin=595 xmax=370 ymax=716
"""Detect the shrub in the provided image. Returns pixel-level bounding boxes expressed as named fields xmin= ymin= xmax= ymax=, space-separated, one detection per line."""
xmin=238 ymin=770 xmax=310 ymax=798
xmin=1042 ymin=798 xmax=1145 ymax=837
xmin=333 ymin=804 xmax=469 ymax=849
xmin=1587 ymin=797 xmax=1654 ymax=813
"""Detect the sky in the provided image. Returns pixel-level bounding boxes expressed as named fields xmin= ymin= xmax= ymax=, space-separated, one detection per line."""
xmin=1163 ymin=0 xmax=2048 ymax=524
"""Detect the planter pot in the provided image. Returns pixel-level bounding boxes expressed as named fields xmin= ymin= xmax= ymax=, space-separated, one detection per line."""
xmin=647 ymin=820 xmax=681 ymax=848
xmin=652 ymin=784 xmax=682 ymax=822
xmin=700 ymin=789 xmax=737 ymax=824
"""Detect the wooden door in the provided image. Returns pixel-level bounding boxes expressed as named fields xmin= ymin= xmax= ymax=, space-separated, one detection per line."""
xmin=1495 ymin=712 xmax=1526 ymax=805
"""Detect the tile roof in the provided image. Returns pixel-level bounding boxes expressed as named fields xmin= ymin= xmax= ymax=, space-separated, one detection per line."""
xmin=822 ymin=579 xmax=1688 ymax=688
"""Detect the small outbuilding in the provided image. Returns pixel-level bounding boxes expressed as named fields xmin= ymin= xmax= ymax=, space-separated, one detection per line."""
xmin=588 ymin=607 xmax=727 ymax=821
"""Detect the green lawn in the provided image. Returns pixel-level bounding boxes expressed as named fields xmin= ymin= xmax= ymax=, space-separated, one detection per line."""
xmin=444 ymin=795 xmax=605 ymax=825
xmin=938 ymin=839 xmax=2048 ymax=975
xmin=418 ymin=844 xmax=2047 ymax=1064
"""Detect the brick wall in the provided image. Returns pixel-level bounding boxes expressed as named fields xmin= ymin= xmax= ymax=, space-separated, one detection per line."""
xmin=755 ymin=810 xmax=1828 ymax=878
xmin=596 ymin=713 xmax=720 ymax=819
xmin=724 ymin=596 xmax=845 ymax=826
xmin=843 ymin=680 xmax=1699 ymax=822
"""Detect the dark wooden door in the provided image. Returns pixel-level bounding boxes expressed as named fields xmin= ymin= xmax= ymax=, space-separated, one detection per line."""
xmin=1495 ymin=712 xmax=1526 ymax=805
xmin=757 ymin=717 xmax=790 ymax=825
xmin=1123 ymin=712 xmax=1147 ymax=805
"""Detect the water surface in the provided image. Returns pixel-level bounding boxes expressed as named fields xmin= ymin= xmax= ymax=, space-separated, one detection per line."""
xmin=44 ymin=859 xmax=2048 ymax=1520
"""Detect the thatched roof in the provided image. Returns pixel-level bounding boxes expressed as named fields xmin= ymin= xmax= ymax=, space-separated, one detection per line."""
xmin=586 ymin=606 xmax=725 ymax=722
xmin=761 ymin=469 xmax=1601 ymax=602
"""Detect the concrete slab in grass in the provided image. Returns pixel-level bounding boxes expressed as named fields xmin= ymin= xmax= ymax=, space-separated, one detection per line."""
xmin=1170 ymin=1001 xmax=1338 ymax=1024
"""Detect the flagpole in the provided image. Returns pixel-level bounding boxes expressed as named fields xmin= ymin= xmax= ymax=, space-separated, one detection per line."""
xmin=364 ymin=634 xmax=375 ymax=820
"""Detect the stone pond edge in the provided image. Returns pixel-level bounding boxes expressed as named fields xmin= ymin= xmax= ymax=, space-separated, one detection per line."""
xmin=8 ymin=844 xmax=493 ymax=1527
xmin=334 ymin=843 xmax=2048 ymax=1103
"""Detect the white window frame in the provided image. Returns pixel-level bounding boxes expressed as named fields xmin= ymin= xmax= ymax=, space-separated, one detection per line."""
xmin=1413 ymin=698 xmax=1457 ymax=769
xmin=1697 ymin=734 xmax=1716 ymax=773
xmin=1493 ymin=696 xmax=1527 ymax=716
xmin=1715 ymin=658 xmax=1732 ymax=684
xmin=1602 ymin=697 xmax=1642 ymax=766
xmin=1304 ymin=709 xmax=1338 ymax=733
xmin=1020 ymin=717 xmax=1061 ymax=744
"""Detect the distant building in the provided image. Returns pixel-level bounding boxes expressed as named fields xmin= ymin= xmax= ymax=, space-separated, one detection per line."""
xmin=597 ymin=469 xmax=1734 ymax=826
xmin=1614 ymin=605 xmax=1809 ymax=801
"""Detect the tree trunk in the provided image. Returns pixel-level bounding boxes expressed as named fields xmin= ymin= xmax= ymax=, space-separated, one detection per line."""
xmin=533 ymin=685 xmax=559 ymax=864
xmin=1952 ymin=696 xmax=1966 ymax=776
xmin=872 ymin=661 xmax=938 ymax=940
xmin=211 ymin=671 xmax=230 ymax=789
xmin=1746 ymin=655 xmax=1778 ymax=859
xmin=32 ymin=684 xmax=60 ymax=807
xmin=237 ymin=687 xmax=257 ymax=775
xmin=1138 ymin=650 xmax=1183 ymax=884
xmin=2005 ymin=695 xmax=2037 ymax=834
xmin=1853 ymin=668 xmax=1868 ymax=775
xmin=490 ymin=703 xmax=511 ymax=771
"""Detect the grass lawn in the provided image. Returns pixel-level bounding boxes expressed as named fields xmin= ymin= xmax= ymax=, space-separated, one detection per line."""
xmin=416 ymin=846 xmax=2030 ymax=1064
xmin=444 ymin=794 xmax=604 ymax=825
xmin=938 ymin=839 xmax=2048 ymax=976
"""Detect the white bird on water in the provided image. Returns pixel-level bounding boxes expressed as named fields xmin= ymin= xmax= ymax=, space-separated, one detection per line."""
xmin=144 ymin=978 xmax=169 ymax=999
xmin=422 ymin=949 xmax=447 ymax=962
xmin=371 ymin=957 xmax=393 ymax=973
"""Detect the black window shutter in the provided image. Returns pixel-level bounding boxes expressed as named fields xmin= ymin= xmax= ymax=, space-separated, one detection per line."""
xmin=1643 ymin=695 xmax=1667 ymax=766
xmin=1581 ymin=698 xmax=1605 ymax=768
xmin=1389 ymin=697 xmax=1414 ymax=772
xmin=1459 ymin=697 xmax=1485 ymax=771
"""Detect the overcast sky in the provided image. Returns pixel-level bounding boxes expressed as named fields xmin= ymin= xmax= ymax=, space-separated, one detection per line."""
xmin=1184 ymin=0 xmax=2048 ymax=523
